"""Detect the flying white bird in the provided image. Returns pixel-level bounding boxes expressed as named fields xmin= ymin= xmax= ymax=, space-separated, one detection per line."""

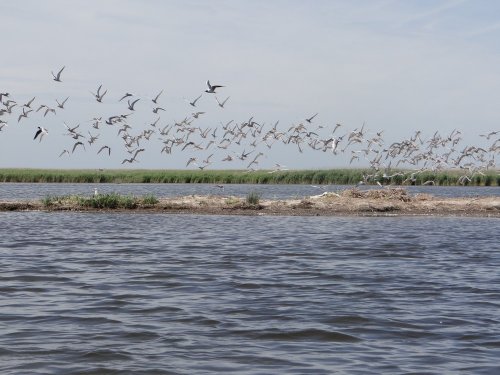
xmin=205 ymin=80 xmax=224 ymax=93
xmin=56 ymin=96 xmax=69 ymax=109
xmin=52 ymin=66 xmax=65 ymax=82
xmin=215 ymin=96 xmax=230 ymax=108
xmin=34 ymin=126 xmax=48 ymax=142
xmin=152 ymin=90 xmax=163 ymax=104
xmin=187 ymin=94 xmax=202 ymax=107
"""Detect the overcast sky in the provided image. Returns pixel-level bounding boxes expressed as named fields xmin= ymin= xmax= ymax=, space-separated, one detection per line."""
xmin=1 ymin=0 xmax=499 ymax=170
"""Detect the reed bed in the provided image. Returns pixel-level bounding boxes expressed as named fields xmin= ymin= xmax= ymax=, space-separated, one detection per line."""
xmin=42 ymin=193 xmax=159 ymax=209
xmin=0 ymin=168 xmax=498 ymax=186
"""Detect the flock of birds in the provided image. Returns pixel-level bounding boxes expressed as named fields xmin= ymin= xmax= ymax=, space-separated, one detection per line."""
xmin=1 ymin=66 xmax=499 ymax=185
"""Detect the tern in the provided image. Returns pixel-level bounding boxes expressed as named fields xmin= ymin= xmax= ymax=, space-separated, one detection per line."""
xmin=306 ymin=113 xmax=318 ymax=123
xmin=119 ymin=92 xmax=133 ymax=101
xmin=59 ymin=149 xmax=70 ymax=157
xmin=72 ymin=141 xmax=85 ymax=153
xmin=56 ymin=96 xmax=69 ymax=109
xmin=22 ymin=97 xmax=36 ymax=108
xmin=205 ymin=80 xmax=224 ymax=93
xmin=215 ymin=96 xmax=230 ymax=108
xmin=34 ymin=126 xmax=48 ymax=142
xmin=187 ymin=94 xmax=202 ymax=107
xmin=152 ymin=107 xmax=165 ymax=114
xmin=192 ymin=111 xmax=205 ymax=119
xmin=18 ymin=108 xmax=32 ymax=123
xmin=52 ymin=66 xmax=65 ymax=82
xmin=128 ymin=98 xmax=140 ymax=111
xmin=91 ymin=84 xmax=107 ymax=102
xmin=97 ymin=145 xmax=111 ymax=156
xmin=152 ymin=90 xmax=163 ymax=104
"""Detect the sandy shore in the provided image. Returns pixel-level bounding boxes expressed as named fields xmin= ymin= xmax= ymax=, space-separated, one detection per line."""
xmin=1 ymin=188 xmax=499 ymax=217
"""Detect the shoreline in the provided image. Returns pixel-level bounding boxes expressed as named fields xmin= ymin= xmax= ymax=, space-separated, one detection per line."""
xmin=1 ymin=189 xmax=499 ymax=217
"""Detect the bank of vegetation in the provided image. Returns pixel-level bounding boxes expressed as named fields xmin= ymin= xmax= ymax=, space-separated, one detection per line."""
xmin=41 ymin=193 xmax=159 ymax=209
xmin=0 ymin=168 xmax=498 ymax=186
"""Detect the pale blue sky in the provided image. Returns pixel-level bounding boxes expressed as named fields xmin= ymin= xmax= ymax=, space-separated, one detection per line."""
xmin=1 ymin=0 xmax=499 ymax=169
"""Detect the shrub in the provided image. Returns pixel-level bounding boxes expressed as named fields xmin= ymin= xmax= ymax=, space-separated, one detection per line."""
xmin=142 ymin=194 xmax=159 ymax=205
xmin=246 ymin=191 xmax=260 ymax=205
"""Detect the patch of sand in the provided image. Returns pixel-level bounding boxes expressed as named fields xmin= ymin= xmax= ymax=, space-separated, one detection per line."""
xmin=1 ymin=188 xmax=499 ymax=217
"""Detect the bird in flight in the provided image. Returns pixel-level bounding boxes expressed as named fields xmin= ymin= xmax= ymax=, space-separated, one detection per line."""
xmin=205 ymin=80 xmax=224 ymax=93
xmin=91 ymin=84 xmax=107 ymax=103
xmin=306 ymin=113 xmax=318 ymax=123
xmin=59 ymin=149 xmax=70 ymax=157
xmin=152 ymin=90 xmax=163 ymax=104
xmin=22 ymin=97 xmax=36 ymax=109
xmin=215 ymin=96 xmax=230 ymax=108
xmin=56 ymin=96 xmax=69 ymax=109
xmin=119 ymin=92 xmax=133 ymax=102
xmin=72 ymin=141 xmax=85 ymax=153
xmin=128 ymin=98 xmax=140 ymax=111
xmin=187 ymin=94 xmax=202 ymax=107
xmin=152 ymin=107 xmax=165 ymax=114
xmin=97 ymin=145 xmax=111 ymax=156
xmin=34 ymin=126 xmax=48 ymax=142
xmin=52 ymin=66 xmax=65 ymax=82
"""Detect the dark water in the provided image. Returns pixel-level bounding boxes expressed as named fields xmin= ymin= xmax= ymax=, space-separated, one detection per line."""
xmin=1 ymin=212 xmax=499 ymax=374
xmin=0 ymin=182 xmax=499 ymax=201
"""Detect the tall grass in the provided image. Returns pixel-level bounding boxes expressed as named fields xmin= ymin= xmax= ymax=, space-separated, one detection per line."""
xmin=1 ymin=168 xmax=498 ymax=186
xmin=41 ymin=193 xmax=159 ymax=209
xmin=246 ymin=191 xmax=260 ymax=205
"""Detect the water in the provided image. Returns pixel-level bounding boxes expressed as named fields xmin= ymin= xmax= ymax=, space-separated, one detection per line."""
xmin=1 ymin=212 xmax=499 ymax=374
xmin=0 ymin=182 xmax=499 ymax=201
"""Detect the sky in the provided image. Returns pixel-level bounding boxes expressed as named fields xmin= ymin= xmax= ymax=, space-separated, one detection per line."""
xmin=1 ymin=0 xmax=499 ymax=170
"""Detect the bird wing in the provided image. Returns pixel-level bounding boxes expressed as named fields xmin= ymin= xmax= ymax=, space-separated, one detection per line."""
xmin=34 ymin=128 xmax=42 ymax=140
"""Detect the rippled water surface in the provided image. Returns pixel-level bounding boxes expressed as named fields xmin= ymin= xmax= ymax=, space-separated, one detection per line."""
xmin=1 ymin=212 xmax=499 ymax=374
xmin=1 ymin=182 xmax=498 ymax=200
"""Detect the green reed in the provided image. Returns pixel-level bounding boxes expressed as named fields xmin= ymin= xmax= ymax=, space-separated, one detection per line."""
xmin=41 ymin=193 xmax=160 ymax=209
xmin=2 ymin=168 xmax=498 ymax=186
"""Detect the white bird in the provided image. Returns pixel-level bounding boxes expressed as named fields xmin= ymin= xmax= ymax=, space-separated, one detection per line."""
xmin=153 ymin=107 xmax=165 ymax=114
xmin=52 ymin=66 xmax=65 ymax=82
xmin=152 ymin=90 xmax=163 ymax=104
xmin=306 ymin=113 xmax=318 ymax=123
xmin=72 ymin=141 xmax=85 ymax=153
xmin=215 ymin=96 xmax=230 ymax=108
xmin=97 ymin=145 xmax=111 ymax=156
xmin=18 ymin=108 xmax=32 ymax=123
xmin=91 ymin=84 xmax=107 ymax=102
xmin=119 ymin=92 xmax=133 ymax=101
xmin=56 ymin=96 xmax=69 ymax=109
xmin=205 ymin=80 xmax=224 ymax=93
xmin=187 ymin=94 xmax=202 ymax=107
xmin=128 ymin=98 xmax=140 ymax=111
xmin=34 ymin=126 xmax=48 ymax=142
xmin=22 ymin=97 xmax=36 ymax=108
